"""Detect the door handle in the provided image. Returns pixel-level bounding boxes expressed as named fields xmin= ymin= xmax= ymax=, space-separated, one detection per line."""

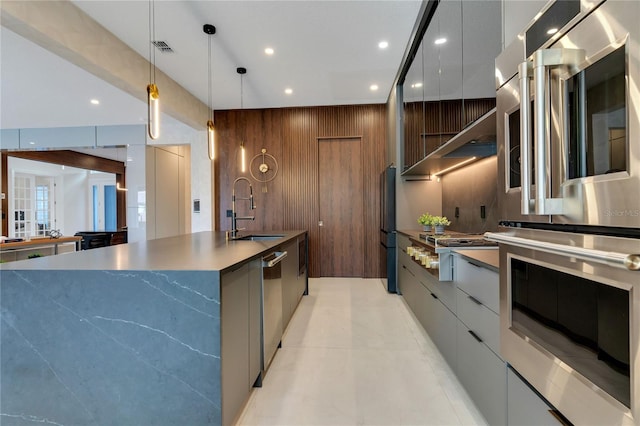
xmin=518 ymin=60 xmax=534 ymax=215
xmin=264 ymin=251 xmax=288 ymax=268
xmin=520 ymin=48 xmax=585 ymax=216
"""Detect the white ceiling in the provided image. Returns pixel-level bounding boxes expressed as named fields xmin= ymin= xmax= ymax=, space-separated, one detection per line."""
xmin=1 ymin=0 xmax=424 ymax=131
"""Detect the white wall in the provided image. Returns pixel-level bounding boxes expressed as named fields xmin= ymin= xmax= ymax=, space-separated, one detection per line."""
xmin=62 ymin=172 xmax=89 ymax=235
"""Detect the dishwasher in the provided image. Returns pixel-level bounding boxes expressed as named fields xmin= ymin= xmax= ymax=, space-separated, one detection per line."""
xmin=262 ymin=250 xmax=287 ymax=373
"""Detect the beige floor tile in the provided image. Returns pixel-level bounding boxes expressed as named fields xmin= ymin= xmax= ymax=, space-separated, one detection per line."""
xmin=236 ymin=278 xmax=487 ymax=426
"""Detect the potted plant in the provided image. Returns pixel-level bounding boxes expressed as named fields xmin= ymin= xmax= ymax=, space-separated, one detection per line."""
xmin=417 ymin=213 xmax=433 ymax=232
xmin=431 ymin=216 xmax=451 ymax=234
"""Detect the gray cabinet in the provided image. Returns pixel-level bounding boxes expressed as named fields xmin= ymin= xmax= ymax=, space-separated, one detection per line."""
xmin=399 ymin=242 xmax=457 ymax=364
xmin=282 ymin=237 xmax=301 ymax=330
xmin=221 ymin=258 xmax=262 ymax=425
xmin=457 ymin=318 xmax=507 ymax=426
xmin=248 ymin=258 xmax=262 ymax=387
xmin=507 ymin=367 xmax=563 ymax=425
xmin=426 ymin=286 xmax=457 ymax=364
xmin=454 ymin=253 xmax=505 ymax=425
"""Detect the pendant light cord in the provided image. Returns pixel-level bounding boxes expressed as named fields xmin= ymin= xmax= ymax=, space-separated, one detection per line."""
xmin=148 ymin=0 xmax=156 ymax=84
xmin=208 ymin=35 xmax=213 ymax=123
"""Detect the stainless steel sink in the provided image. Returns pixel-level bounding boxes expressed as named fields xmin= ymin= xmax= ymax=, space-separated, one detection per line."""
xmin=234 ymin=235 xmax=284 ymax=241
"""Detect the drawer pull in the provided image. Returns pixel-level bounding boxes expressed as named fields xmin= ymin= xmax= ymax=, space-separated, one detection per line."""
xmin=430 ymin=292 xmax=439 ymax=300
xmin=468 ymin=295 xmax=483 ymax=306
xmin=468 ymin=330 xmax=483 ymax=343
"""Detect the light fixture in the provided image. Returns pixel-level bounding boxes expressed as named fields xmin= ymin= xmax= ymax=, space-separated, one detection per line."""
xmin=370 ymin=84 xmax=379 ymax=91
xmin=204 ymin=23 xmax=216 ymax=160
xmin=432 ymin=157 xmax=477 ymax=177
xmin=284 ymin=88 xmax=293 ymax=95
xmin=265 ymin=47 xmax=274 ymax=55
xmin=378 ymin=41 xmax=389 ymax=49
xmin=147 ymin=0 xmax=160 ymax=140
xmin=90 ymin=99 xmax=100 ymax=105
xmin=434 ymin=37 xmax=447 ymax=45
xmin=238 ymin=67 xmax=247 ymax=173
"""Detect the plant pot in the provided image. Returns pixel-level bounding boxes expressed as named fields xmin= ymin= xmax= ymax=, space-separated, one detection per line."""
xmin=422 ymin=225 xmax=432 ymax=232
xmin=434 ymin=225 xmax=445 ymax=235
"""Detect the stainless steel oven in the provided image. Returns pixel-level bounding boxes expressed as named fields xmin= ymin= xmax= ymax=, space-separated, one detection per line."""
xmin=487 ymin=227 xmax=640 ymax=425
xmin=496 ymin=0 xmax=640 ymax=227
xmin=493 ymin=0 xmax=640 ymax=423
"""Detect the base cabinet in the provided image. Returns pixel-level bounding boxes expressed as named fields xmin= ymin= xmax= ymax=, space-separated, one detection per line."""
xmin=457 ymin=318 xmax=507 ymax=425
xmin=282 ymin=238 xmax=301 ymax=330
xmin=221 ymin=258 xmax=262 ymax=425
xmin=507 ymin=368 xmax=563 ymax=426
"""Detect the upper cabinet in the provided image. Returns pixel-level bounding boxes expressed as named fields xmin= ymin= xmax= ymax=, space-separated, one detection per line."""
xmin=401 ymin=0 xmax=501 ymax=176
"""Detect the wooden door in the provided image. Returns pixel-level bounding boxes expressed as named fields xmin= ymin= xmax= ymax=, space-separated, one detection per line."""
xmin=318 ymin=137 xmax=364 ymax=277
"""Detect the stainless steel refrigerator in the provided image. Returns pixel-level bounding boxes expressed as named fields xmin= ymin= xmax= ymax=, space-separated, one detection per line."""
xmin=380 ymin=165 xmax=396 ymax=293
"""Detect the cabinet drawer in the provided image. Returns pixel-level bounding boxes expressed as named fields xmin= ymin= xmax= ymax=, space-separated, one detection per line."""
xmin=455 ymin=255 xmax=499 ymax=314
xmin=456 ymin=288 xmax=501 ymax=357
xmin=457 ymin=319 xmax=507 ymax=426
xmin=397 ymin=233 xmax=412 ymax=249
xmin=423 ymin=270 xmax=457 ymax=314
xmin=507 ymin=367 xmax=564 ymax=425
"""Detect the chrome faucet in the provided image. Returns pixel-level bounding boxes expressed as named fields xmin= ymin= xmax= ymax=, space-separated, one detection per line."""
xmin=230 ymin=177 xmax=256 ymax=239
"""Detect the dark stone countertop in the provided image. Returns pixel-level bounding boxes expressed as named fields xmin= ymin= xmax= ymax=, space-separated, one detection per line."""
xmin=0 ymin=230 xmax=306 ymax=272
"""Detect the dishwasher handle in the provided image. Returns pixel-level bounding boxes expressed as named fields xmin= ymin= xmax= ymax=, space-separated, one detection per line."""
xmin=263 ymin=251 xmax=288 ymax=268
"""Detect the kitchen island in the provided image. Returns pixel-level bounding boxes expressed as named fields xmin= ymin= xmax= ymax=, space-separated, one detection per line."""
xmin=0 ymin=230 xmax=307 ymax=426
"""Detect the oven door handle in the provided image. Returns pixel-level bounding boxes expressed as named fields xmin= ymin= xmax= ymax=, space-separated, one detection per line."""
xmin=522 ymin=48 xmax=585 ymax=216
xmin=518 ymin=60 xmax=534 ymax=215
xmin=485 ymin=232 xmax=640 ymax=271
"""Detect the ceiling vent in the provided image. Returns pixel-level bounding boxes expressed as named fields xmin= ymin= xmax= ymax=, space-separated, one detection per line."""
xmin=152 ymin=41 xmax=173 ymax=53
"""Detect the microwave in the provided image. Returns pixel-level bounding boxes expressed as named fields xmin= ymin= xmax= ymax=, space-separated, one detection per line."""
xmin=496 ymin=0 xmax=640 ymax=228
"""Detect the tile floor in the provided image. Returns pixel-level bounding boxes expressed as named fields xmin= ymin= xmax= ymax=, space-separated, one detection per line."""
xmin=236 ymin=277 xmax=487 ymax=426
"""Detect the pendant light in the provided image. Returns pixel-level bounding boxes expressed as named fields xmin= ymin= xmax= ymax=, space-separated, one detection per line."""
xmin=238 ymin=67 xmax=247 ymax=172
xmin=203 ymin=24 xmax=216 ymax=160
xmin=147 ymin=0 xmax=160 ymax=140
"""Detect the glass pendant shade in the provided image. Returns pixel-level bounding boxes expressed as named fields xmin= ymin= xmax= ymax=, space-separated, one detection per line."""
xmin=147 ymin=83 xmax=160 ymax=139
xmin=207 ymin=119 xmax=215 ymax=160
xmin=240 ymin=142 xmax=246 ymax=173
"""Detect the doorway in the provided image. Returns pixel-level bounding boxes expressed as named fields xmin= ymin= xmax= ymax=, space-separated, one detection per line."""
xmin=318 ymin=137 xmax=364 ymax=277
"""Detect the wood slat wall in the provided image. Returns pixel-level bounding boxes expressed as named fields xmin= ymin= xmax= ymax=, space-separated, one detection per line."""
xmin=215 ymin=104 xmax=386 ymax=278
xmin=404 ymin=98 xmax=496 ymax=169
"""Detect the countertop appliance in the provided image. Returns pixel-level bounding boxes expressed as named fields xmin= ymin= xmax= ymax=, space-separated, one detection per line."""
xmin=380 ymin=165 xmax=397 ymax=293
xmin=492 ymin=1 xmax=640 ymax=424
xmin=262 ymin=250 xmax=287 ymax=374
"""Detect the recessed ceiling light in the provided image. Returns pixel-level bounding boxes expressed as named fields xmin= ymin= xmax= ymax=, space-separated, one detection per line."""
xmin=265 ymin=47 xmax=274 ymax=55
xmin=411 ymin=82 xmax=423 ymax=88
xmin=546 ymin=28 xmax=558 ymax=35
xmin=90 ymin=99 xmax=100 ymax=105
xmin=285 ymin=88 xmax=293 ymax=95
xmin=434 ymin=37 xmax=447 ymax=45
xmin=370 ymin=84 xmax=379 ymax=91
xmin=378 ymin=41 xmax=389 ymax=49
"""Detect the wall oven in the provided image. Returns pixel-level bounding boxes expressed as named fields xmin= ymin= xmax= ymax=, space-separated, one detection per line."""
xmin=496 ymin=0 xmax=639 ymax=226
xmin=492 ymin=0 xmax=640 ymax=424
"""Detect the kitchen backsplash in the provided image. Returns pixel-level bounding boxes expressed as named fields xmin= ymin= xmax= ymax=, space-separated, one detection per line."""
xmin=442 ymin=156 xmax=498 ymax=233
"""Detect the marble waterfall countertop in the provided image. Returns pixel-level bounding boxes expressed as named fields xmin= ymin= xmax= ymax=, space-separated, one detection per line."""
xmin=0 ymin=230 xmax=305 ymax=426
xmin=0 ymin=230 xmax=305 ymax=271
